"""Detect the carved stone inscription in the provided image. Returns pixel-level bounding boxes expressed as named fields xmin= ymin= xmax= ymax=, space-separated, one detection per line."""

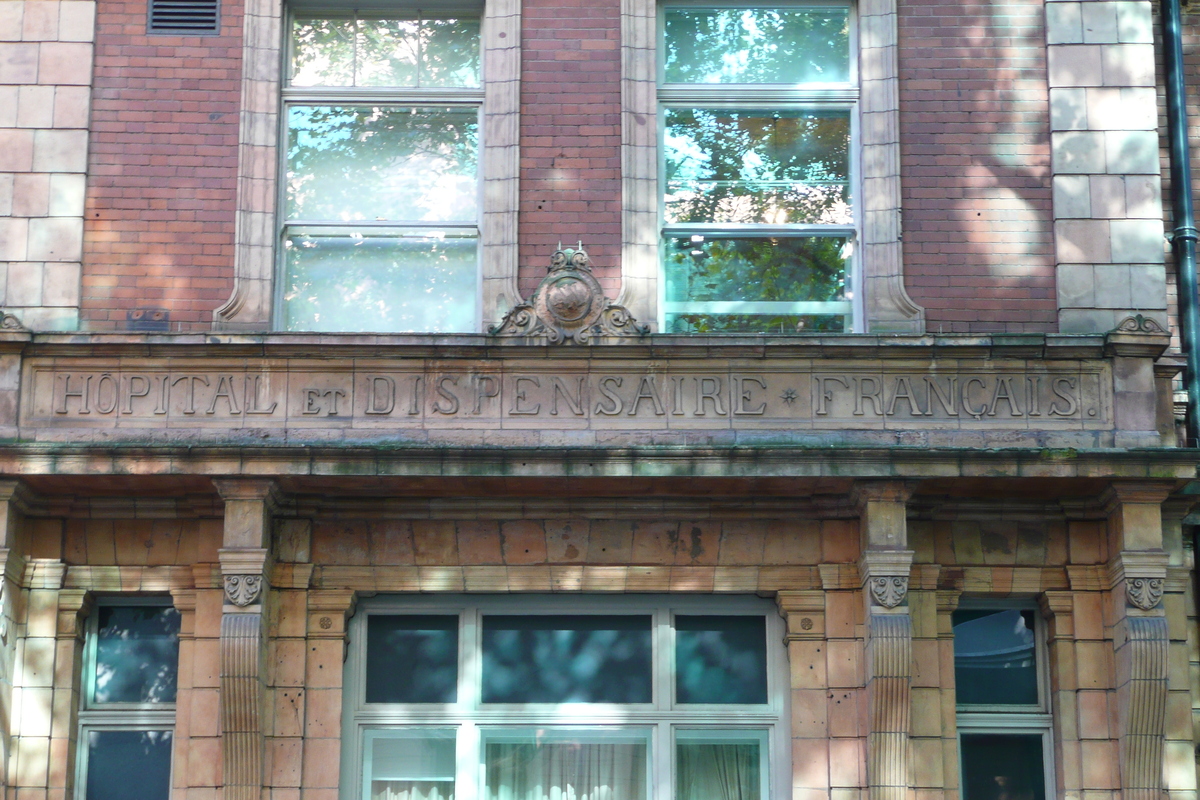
xmin=25 ymin=362 xmax=1109 ymax=430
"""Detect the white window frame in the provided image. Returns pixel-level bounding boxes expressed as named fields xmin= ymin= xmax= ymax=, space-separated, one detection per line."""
xmin=952 ymin=600 xmax=1055 ymax=800
xmin=340 ymin=594 xmax=790 ymax=800
xmin=655 ymin=0 xmax=860 ymax=333
xmin=276 ymin=7 xmax=486 ymax=333
xmin=75 ymin=597 xmax=180 ymax=800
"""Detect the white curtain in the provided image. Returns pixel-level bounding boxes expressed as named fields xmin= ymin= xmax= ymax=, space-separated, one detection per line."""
xmin=677 ymin=744 xmax=759 ymax=800
xmin=373 ymin=780 xmax=455 ymax=800
xmin=486 ymin=742 xmax=647 ymax=800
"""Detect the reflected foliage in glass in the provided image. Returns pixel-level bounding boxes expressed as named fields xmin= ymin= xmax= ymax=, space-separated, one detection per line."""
xmin=952 ymin=609 xmax=1038 ymax=706
xmin=366 ymin=616 xmax=459 ymax=703
xmin=283 ymin=228 xmax=477 ymax=332
xmin=663 ymin=235 xmax=848 ymax=333
xmin=85 ymin=730 xmax=173 ymax=800
xmin=960 ymin=734 xmax=1045 ymax=800
xmin=675 ymin=616 xmax=767 ymax=704
xmin=664 ymin=7 xmax=849 ymax=84
xmin=664 ymin=109 xmax=850 ymax=225
xmin=94 ymin=605 xmax=180 ymax=704
xmin=291 ymin=16 xmax=480 ymax=87
xmin=286 ymin=106 xmax=478 ymax=223
xmin=482 ymin=615 xmax=653 ymax=703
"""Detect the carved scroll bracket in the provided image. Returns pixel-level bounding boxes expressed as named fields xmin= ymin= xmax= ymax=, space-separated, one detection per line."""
xmin=859 ymin=550 xmax=914 ymax=610
xmin=1108 ymin=550 xmax=1169 ymax=612
xmin=220 ymin=549 xmax=270 ymax=610
xmin=490 ymin=244 xmax=649 ymax=343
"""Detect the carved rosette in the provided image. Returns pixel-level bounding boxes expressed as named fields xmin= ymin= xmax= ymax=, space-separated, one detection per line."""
xmin=224 ymin=574 xmax=263 ymax=607
xmin=869 ymin=575 xmax=909 ymax=608
xmin=490 ymin=245 xmax=649 ymax=343
xmin=1125 ymin=577 xmax=1164 ymax=610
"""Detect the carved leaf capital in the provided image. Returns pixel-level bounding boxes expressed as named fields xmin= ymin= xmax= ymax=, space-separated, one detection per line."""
xmin=1126 ymin=577 xmax=1164 ymax=610
xmin=869 ymin=575 xmax=909 ymax=608
xmin=223 ymin=574 xmax=263 ymax=607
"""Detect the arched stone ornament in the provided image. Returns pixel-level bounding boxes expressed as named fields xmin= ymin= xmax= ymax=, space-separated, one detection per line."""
xmin=224 ymin=574 xmax=263 ymax=607
xmin=1125 ymin=577 xmax=1164 ymax=610
xmin=491 ymin=245 xmax=649 ymax=344
xmin=869 ymin=575 xmax=909 ymax=608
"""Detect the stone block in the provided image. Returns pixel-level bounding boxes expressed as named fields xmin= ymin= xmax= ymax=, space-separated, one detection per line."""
xmin=16 ymin=84 xmax=53 ymax=128
xmin=1088 ymin=87 xmax=1155 ymax=130
xmin=1057 ymin=263 xmax=1096 ymax=308
xmin=0 ymin=86 xmax=15 ymax=126
xmin=1124 ymin=174 xmax=1162 ymax=218
xmin=52 ymin=85 xmax=90 ymax=128
xmin=22 ymin=3 xmax=60 ymax=41
xmin=41 ymin=261 xmax=79 ymax=306
xmin=1056 ymin=219 xmax=1112 ymax=263
xmin=1129 ymin=263 xmax=1166 ymax=309
xmin=1046 ymin=2 xmax=1083 ymax=43
xmin=13 ymin=172 xmax=50 ymax=217
xmin=0 ymin=172 xmax=11 ymax=215
xmin=27 ymin=217 xmax=82 ymax=261
xmin=1116 ymin=0 xmax=1154 ymax=43
xmin=31 ymin=128 xmax=87 ymax=173
xmin=1048 ymin=44 xmax=1103 ymax=87
xmin=1081 ymin=2 xmax=1120 ymax=43
xmin=1110 ymin=218 xmax=1164 ymax=263
xmin=1100 ymin=43 xmax=1155 ymax=86
xmin=1105 ymin=130 xmax=1159 ymax=174
xmin=58 ymin=1 xmax=96 ymax=41
xmin=1092 ymin=264 xmax=1131 ymax=308
xmin=0 ymin=43 xmax=39 ymax=84
xmin=1050 ymin=87 xmax=1087 ymax=131
xmin=1052 ymin=131 xmax=1106 ymax=173
xmin=0 ymin=4 xmax=24 ymax=43
xmin=47 ymin=172 xmax=84 ymax=216
xmin=1059 ymin=307 xmax=1121 ymax=334
xmin=7 ymin=261 xmax=43 ymax=306
xmin=1054 ymin=174 xmax=1092 ymax=218
xmin=1089 ymin=175 xmax=1125 ymax=218
xmin=36 ymin=41 xmax=92 ymax=85
xmin=0 ymin=218 xmax=30 ymax=261
xmin=0 ymin=128 xmax=35 ymax=171
xmin=16 ymin=304 xmax=77 ymax=330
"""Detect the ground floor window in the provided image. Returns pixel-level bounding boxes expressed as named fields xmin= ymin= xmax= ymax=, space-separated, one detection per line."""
xmin=343 ymin=596 xmax=788 ymax=800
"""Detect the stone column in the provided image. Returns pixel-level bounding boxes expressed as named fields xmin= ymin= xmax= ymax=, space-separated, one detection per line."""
xmin=1103 ymin=482 xmax=1173 ymax=800
xmin=214 ymin=478 xmax=278 ymax=800
xmin=853 ymin=482 xmax=914 ymax=800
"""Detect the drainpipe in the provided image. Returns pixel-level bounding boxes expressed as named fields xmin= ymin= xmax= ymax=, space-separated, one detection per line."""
xmin=1162 ymin=0 xmax=1200 ymax=446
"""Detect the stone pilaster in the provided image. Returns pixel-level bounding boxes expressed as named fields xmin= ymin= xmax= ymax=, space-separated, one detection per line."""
xmin=1103 ymin=483 xmax=1173 ymax=800
xmin=214 ymin=479 xmax=278 ymax=800
xmin=854 ymin=482 xmax=914 ymax=800
xmin=1046 ymin=0 xmax=1166 ymax=332
xmin=0 ymin=480 xmax=27 ymax=791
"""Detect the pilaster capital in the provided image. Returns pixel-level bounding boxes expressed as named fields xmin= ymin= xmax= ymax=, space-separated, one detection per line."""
xmin=850 ymin=480 xmax=914 ymax=511
xmin=56 ymin=589 xmax=92 ymax=638
xmin=212 ymin=478 xmax=282 ymax=507
xmin=1100 ymin=481 xmax=1176 ymax=515
xmin=1108 ymin=550 xmax=1169 ymax=612
xmin=220 ymin=548 xmax=270 ymax=610
xmin=307 ymin=588 xmax=357 ymax=639
xmin=860 ymin=550 xmax=914 ymax=610
xmin=776 ymin=590 xmax=825 ymax=641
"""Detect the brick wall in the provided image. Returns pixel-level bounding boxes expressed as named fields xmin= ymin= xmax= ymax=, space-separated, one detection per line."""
xmin=518 ymin=0 xmax=622 ymax=299
xmin=897 ymin=0 xmax=1057 ymax=333
xmin=82 ymin=0 xmax=241 ymax=331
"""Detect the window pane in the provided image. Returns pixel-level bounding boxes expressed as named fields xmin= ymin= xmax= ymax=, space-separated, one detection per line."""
xmin=952 ymin=609 xmax=1038 ymax=705
xmin=481 ymin=615 xmax=652 ymax=703
xmin=485 ymin=734 xmax=648 ymax=800
xmin=85 ymin=730 xmax=173 ymax=800
xmin=664 ymin=109 xmax=850 ymax=225
xmin=677 ymin=740 xmax=760 ymax=800
xmin=664 ymin=8 xmax=850 ymax=84
xmin=292 ymin=17 xmax=357 ymax=86
xmin=283 ymin=228 xmax=478 ymax=333
xmin=287 ymin=106 xmax=478 ymax=223
xmin=663 ymin=235 xmax=848 ymax=334
xmin=675 ymin=615 xmax=767 ymax=704
xmin=366 ymin=615 xmax=458 ymax=703
xmin=960 ymin=734 xmax=1045 ymax=800
xmin=94 ymin=605 xmax=180 ymax=704
xmin=291 ymin=16 xmax=480 ymax=87
xmin=369 ymin=732 xmax=456 ymax=800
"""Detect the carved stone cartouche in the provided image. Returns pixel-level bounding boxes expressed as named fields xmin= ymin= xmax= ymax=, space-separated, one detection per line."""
xmin=869 ymin=575 xmax=909 ymax=608
xmin=1125 ymin=576 xmax=1164 ymax=610
xmin=490 ymin=244 xmax=649 ymax=343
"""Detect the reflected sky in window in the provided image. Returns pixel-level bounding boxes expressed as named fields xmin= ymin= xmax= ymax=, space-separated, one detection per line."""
xmin=675 ymin=616 xmax=767 ymax=704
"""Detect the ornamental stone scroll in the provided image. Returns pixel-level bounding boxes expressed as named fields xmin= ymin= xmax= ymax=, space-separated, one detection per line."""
xmin=223 ymin=574 xmax=263 ymax=607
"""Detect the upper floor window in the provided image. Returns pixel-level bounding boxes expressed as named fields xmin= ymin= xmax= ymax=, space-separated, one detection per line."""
xmin=281 ymin=11 xmax=483 ymax=332
xmin=345 ymin=596 xmax=788 ymax=800
xmin=78 ymin=600 xmax=181 ymax=800
xmin=952 ymin=605 xmax=1052 ymax=800
xmin=659 ymin=4 xmax=856 ymax=333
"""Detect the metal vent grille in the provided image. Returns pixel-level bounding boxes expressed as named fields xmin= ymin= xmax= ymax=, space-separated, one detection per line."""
xmin=148 ymin=0 xmax=219 ymax=34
